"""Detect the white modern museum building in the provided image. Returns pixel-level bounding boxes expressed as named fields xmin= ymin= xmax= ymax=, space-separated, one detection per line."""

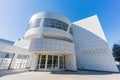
xmin=0 ymin=11 xmax=119 ymax=72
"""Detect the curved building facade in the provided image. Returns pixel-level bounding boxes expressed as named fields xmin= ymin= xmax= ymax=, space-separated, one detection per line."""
xmin=1 ymin=11 xmax=118 ymax=72
xmin=14 ymin=11 xmax=77 ymax=71
xmin=24 ymin=12 xmax=73 ymax=41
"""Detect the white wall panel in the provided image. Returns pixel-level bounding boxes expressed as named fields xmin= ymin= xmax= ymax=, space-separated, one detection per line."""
xmin=24 ymin=27 xmax=73 ymax=41
xmin=24 ymin=28 xmax=42 ymax=40
xmin=42 ymin=27 xmax=73 ymax=41
xmin=14 ymin=39 xmax=31 ymax=49
xmin=29 ymin=38 xmax=74 ymax=55
xmin=73 ymin=15 xmax=119 ymax=72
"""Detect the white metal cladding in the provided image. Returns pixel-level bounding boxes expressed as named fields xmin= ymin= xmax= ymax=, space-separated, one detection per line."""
xmin=72 ymin=15 xmax=119 ymax=72
xmin=24 ymin=12 xmax=72 ymax=40
xmin=29 ymin=11 xmax=71 ymax=25
xmin=13 ymin=39 xmax=31 ymax=49
xmin=0 ymin=44 xmax=31 ymax=55
xmin=24 ymin=27 xmax=73 ymax=41
xmin=24 ymin=27 xmax=42 ymax=40
xmin=8 ymin=12 xmax=118 ymax=72
xmin=42 ymin=27 xmax=73 ymax=41
xmin=29 ymin=38 xmax=75 ymax=55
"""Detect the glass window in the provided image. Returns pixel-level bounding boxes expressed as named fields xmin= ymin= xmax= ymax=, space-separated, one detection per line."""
xmin=5 ymin=53 xmax=12 ymax=58
xmin=12 ymin=54 xmax=29 ymax=69
xmin=43 ymin=18 xmax=69 ymax=32
xmin=41 ymin=58 xmax=46 ymax=64
xmin=42 ymin=55 xmax=46 ymax=58
xmin=69 ymin=27 xmax=72 ymax=34
xmin=34 ymin=18 xmax=41 ymax=27
xmin=54 ymin=56 xmax=58 ymax=60
xmin=40 ymin=64 xmax=45 ymax=68
xmin=47 ymin=55 xmax=52 ymax=69
xmin=53 ymin=56 xmax=58 ymax=69
xmin=59 ymin=56 xmax=64 ymax=69
xmin=28 ymin=18 xmax=41 ymax=30
xmin=0 ymin=52 xmax=14 ymax=70
xmin=40 ymin=55 xmax=46 ymax=69
xmin=37 ymin=54 xmax=64 ymax=70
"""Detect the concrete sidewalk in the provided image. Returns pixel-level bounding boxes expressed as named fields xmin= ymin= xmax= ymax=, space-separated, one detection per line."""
xmin=0 ymin=70 xmax=120 ymax=80
xmin=0 ymin=69 xmax=29 ymax=77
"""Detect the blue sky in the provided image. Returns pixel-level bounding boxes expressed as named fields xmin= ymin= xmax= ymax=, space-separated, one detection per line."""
xmin=0 ymin=0 xmax=120 ymax=49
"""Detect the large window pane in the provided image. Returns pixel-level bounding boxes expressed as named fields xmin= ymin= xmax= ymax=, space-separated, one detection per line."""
xmin=0 ymin=52 xmax=14 ymax=70
xmin=43 ymin=18 xmax=69 ymax=32
xmin=47 ymin=64 xmax=52 ymax=69
xmin=54 ymin=56 xmax=58 ymax=60
xmin=53 ymin=56 xmax=58 ymax=69
xmin=40 ymin=64 xmax=45 ymax=68
xmin=59 ymin=56 xmax=64 ymax=69
xmin=5 ymin=53 xmax=14 ymax=58
xmin=13 ymin=54 xmax=29 ymax=69
xmin=40 ymin=55 xmax=46 ymax=69
xmin=28 ymin=18 xmax=41 ymax=30
xmin=37 ymin=54 xmax=64 ymax=70
xmin=41 ymin=58 xmax=46 ymax=64
xmin=47 ymin=55 xmax=52 ymax=69
xmin=42 ymin=55 xmax=46 ymax=58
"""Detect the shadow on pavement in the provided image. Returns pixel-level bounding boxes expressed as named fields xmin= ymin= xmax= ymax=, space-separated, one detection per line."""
xmin=0 ymin=69 xmax=29 ymax=77
xmin=51 ymin=70 xmax=119 ymax=75
xmin=0 ymin=69 xmax=119 ymax=77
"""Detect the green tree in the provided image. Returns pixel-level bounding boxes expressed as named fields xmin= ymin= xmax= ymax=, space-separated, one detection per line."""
xmin=112 ymin=43 xmax=120 ymax=61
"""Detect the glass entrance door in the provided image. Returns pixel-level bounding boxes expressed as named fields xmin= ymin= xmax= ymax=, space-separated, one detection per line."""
xmin=40 ymin=55 xmax=46 ymax=69
xmin=47 ymin=55 xmax=52 ymax=69
xmin=37 ymin=54 xmax=64 ymax=70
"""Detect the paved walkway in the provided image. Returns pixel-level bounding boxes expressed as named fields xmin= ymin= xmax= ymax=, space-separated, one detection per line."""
xmin=0 ymin=70 xmax=120 ymax=80
xmin=0 ymin=69 xmax=29 ymax=77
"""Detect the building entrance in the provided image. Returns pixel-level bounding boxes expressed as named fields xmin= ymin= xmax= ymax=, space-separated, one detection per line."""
xmin=37 ymin=54 xmax=64 ymax=70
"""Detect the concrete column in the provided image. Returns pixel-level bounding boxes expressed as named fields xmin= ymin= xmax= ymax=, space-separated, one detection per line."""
xmin=65 ymin=54 xmax=77 ymax=71
xmin=26 ymin=55 xmax=33 ymax=69
xmin=30 ymin=54 xmax=38 ymax=70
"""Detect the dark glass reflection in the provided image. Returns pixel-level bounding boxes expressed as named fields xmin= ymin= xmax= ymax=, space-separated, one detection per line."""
xmin=69 ymin=27 xmax=72 ymax=34
xmin=43 ymin=18 xmax=69 ymax=32
xmin=27 ymin=18 xmax=72 ymax=34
